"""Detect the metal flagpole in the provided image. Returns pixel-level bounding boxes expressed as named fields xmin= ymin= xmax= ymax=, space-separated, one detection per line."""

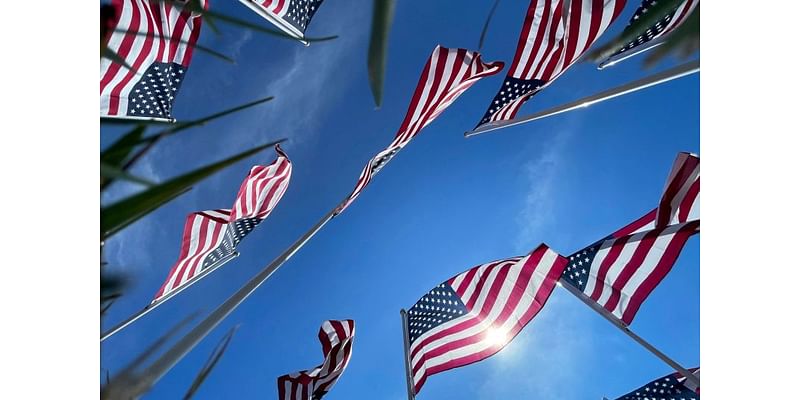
xmin=557 ymin=279 xmax=700 ymax=388
xmin=132 ymin=204 xmax=342 ymax=391
xmin=464 ymin=59 xmax=700 ymax=138
xmin=597 ymin=41 xmax=664 ymax=70
xmin=101 ymin=115 xmax=176 ymax=123
xmin=123 ymin=149 xmax=404 ymax=393
xmin=100 ymin=252 xmax=240 ymax=342
xmin=400 ymin=309 xmax=417 ymax=400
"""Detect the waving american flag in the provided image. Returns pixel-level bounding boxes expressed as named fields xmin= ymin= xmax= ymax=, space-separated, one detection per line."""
xmin=560 ymin=152 xmax=700 ymax=324
xmin=278 ymin=320 xmax=355 ymax=400
xmin=239 ymin=0 xmax=326 ymax=42
xmin=404 ymin=244 xmax=567 ymax=394
xmin=473 ymin=0 xmax=626 ymax=130
xmin=613 ymin=367 xmax=700 ymax=399
xmin=154 ymin=146 xmax=292 ymax=302
xmin=600 ymin=0 xmax=699 ymax=68
xmin=335 ymin=46 xmax=503 ymax=215
xmin=100 ymin=0 xmax=206 ymax=121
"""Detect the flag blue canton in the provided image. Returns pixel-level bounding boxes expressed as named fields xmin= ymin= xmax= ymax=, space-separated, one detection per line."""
xmin=616 ymin=374 xmax=699 ymax=400
xmin=561 ymin=239 xmax=606 ymax=291
xmin=283 ymin=0 xmax=325 ymax=33
xmin=613 ymin=0 xmax=680 ymax=57
xmin=477 ymin=76 xmax=544 ymax=126
xmin=370 ymin=148 xmax=399 ymax=175
xmin=201 ymin=218 xmax=261 ymax=269
xmin=127 ymin=62 xmax=185 ymax=119
xmin=407 ymin=283 xmax=468 ymax=344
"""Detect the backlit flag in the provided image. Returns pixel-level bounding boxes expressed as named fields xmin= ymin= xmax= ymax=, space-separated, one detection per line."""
xmin=473 ymin=0 xmax=626 ymax=130
xmin=405 ymin=244 xmax=567 ymax=394
xmin=154 ymin=147 xmax=292 ymax=302
xmin=100 ymin=0 xmax=207 ymax=121
xmin=599 ymin=0 xmax=699 ymax=67
xmin=335 ymin=46 xmax=503 ymax=215
xmin=613 ymin=367 xmax=700 ymax=399
xmin=230 ymin=145 xmax=292 ymax=221
xmin=278 ymin=320 xmax=355 ymax=400
xmin=656 ymin=152 xmax=699 ymax=228
xmin=239 ymin=0 xmax=325 ymax=42
xmin=560 ymin=153 xmax=700 ymax=324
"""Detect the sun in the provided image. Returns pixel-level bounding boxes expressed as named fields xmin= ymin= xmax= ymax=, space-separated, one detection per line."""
xmin=484 ymin=327 xmax=509 ymax=347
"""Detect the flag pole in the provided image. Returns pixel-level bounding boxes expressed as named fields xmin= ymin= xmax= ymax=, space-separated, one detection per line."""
xmin=400 ymin=309 xmax=417 ymax=400
xmin=597 ymin=41 xmax=664 ymax=70
xmin=557 ymin=279 xmax=700 ymax=387
xmin=464 ymin=59 xmax=699 ymax=138
xmin=131 ymin=204 xmax=341 ymax=391
xmin=125 ymin=150 xmax=403 ymax=392
xmin=100 ymin=252 xmax=240 ymax=342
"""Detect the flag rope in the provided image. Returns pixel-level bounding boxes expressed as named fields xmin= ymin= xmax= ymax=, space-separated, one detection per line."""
xmin=399 ymin=309 xmax=417 ymax=400
xmin=464 ymin=60 xmax=699 ymax=138
xmin=100 ymin=252 xmax=240 ymax=342
xmin=557 ymin=278 xmax=700 ymax=387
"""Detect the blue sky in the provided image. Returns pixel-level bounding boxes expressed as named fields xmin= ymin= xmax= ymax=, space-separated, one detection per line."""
xmin=101 ymin=1 xmax=699 ymax=399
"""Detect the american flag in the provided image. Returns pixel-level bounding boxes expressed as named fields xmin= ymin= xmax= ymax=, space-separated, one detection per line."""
xmin=614 ymin=367 xmax=700 ymax=399
xmin=474 ymin=0 xmax=626 ymax=129
xmin=335 ymin=46 xmax=503 ymax=215
xmin=154 ymin=147 xmax=292 ymax=302
xmin=656 ymin=152 xmax=699 ymax=228
xmin=278 ymin=320 xmax=355 ymax=400
xmin=230 ymin=145 xmax=292 ymax=221
xmin=405 ymin=244 xmax=567 ymax=394
xmin=560 ymin=152 xmax=700 ymax=324
xmin=239 ymin=0 xmax=325 ymax=39
xmin=600 ymin=0 xmax=699 ymax=66
xmin=100 ymin=0 xmax=206 ymax=121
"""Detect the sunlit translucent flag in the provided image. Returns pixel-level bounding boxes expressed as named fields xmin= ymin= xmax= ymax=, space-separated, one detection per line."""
xmin=560 ymin=152 xmax=700 ymax=324
xmin=405 ymin=244 xmax=567 ymax=394
xmin=278 ymin=320 xmax=355 ymax=400
xmin=154 ymin=147 xmax=292 ymax=302
xmin=473 ymin=0 xmax=626 ymax=130
xmin=600 ymin=0 xmax=699 ymax=68
xmin=100 ymin=0 xmax=207 ymax=121
xmin=613 ymin=367 xmax=700 ymax=399
xmin=335 ymin=45 xmax=504 ymax=215
xmin=239 ymin=0 xmax=326 ymax=42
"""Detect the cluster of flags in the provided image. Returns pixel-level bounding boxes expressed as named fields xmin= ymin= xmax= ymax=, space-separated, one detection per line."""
xmin=101 ymin=0 xmax=700 ymax=398
xmin=154 ymin=146 xmax=292 ymax=302
xmin=404 ymin=151 xmax=700 ymax=395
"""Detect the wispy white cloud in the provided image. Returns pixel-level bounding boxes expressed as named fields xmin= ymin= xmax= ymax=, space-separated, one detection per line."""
xmin=513 ymin=121 xmax=579 ymax=253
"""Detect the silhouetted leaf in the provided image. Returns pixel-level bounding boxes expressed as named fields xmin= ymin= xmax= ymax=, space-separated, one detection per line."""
xmin=101 ymin=139 xmax=285 ymax=239
xmin=101 ymin=162 xmax=156 ymax=187
xmin=123 ymin=96 xmax=275 ymax=171
xmin=101 ymin=46 xmax=134 ymax=71
xmin=113 ymin=28 xmax=235 ymax=64
xmin=478 ymin=0 xmax=501 ymax=51
xmin=367 ymin=0 xmax=396 ymax=108
xmin=101 ymin=313 xmax=199 ymax=399
xmin=169 ymin=0 xmax=338 ymax=43
xmin=183 ymin=325 xmax=240 ymax=400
